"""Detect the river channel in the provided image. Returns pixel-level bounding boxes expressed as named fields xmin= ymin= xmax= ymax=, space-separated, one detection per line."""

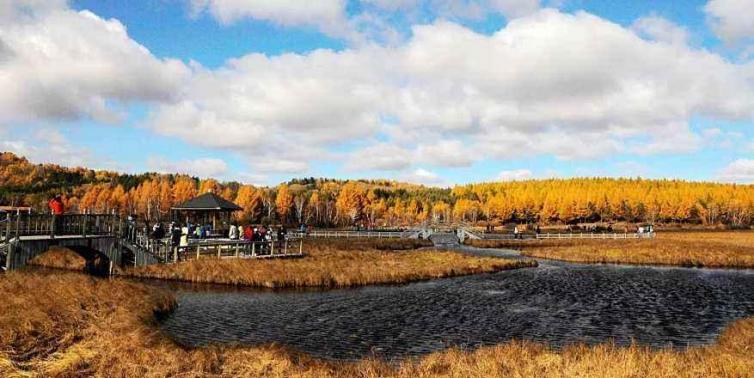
xmin=159 ymin=247 xmax=754 ymax=360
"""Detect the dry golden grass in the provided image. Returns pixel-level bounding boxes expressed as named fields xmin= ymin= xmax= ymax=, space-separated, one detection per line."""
xmin=124 ymin=238 xmax=533 ymax=288
xmin=467 ymin=231 xmax=754 ymax=268
xmin=27 ymin=247 xmax=86 ymax=271
xmin=2 ymin=271 xmax=754 ymax=377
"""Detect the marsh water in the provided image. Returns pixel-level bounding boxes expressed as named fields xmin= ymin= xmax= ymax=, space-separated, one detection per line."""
xmin=159 ymin=247 xmax=754 ymax=360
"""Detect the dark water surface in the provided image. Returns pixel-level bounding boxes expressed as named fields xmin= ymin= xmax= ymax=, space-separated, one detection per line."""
xmin=159 ymin=248 xmax=754 ymax=360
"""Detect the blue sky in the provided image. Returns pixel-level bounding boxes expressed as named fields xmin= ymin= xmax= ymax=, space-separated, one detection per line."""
xmin=2 ymin=0 xmax=754 ymax=186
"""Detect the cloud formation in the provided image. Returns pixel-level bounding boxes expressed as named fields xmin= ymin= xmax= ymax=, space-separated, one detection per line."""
xmin=705 ymin=0 xmax=754 ymax=45
xmin=147 ymin=156 xmax=229 ymax=178
xmin=146 ymin=10 xmax=754 ymax=176
xmin=497 ymin=169 xmax=533 ymax=181
xmin=190 ymin=0 xmax=350 ymax=37
xmin=0 ymin=1 xmax=188 ymax=125
xmin=3 ymin=1 xmax=754 ymax=184
xmin=718 ymin=159 xmax=754 ymax=182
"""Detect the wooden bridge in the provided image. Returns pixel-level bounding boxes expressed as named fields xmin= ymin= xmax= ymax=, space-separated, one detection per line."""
xmin=0 ymin=213 xmax=304 ymax=273
xmin=1 ymin=213 xmax=124 ymax=274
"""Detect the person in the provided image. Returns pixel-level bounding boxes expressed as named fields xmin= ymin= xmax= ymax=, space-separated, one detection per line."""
xmin=168 ymin=223 xmax=180 ymax=262
xmin=180 ymin=224 xmax=189 ymax=247
xmin=126 ymin=214 xmax=138 ymax=242
xmin=536 ymin=225 xmax=541 ymax=235
xmin=513 ymin=225 xmax=520 ymax=239
xmin=48 ymin=195 xmax=64 ymax=215
xmin=238 ymin=225 xmax=244 ymax=240
xmin=244 ymin=225 xmax=253 ymax=241
xmin=152 ymin=222 xmax=165 ymax=239
xmin=229 ymin=223 xmax=239 ymax=240
xmin=277 ymin=226 xmax=287 ymax=244
xmin=259 ymin=225 xmax=267 ymax=240
xmin=48 ymin=195 xmax=64 ymax=235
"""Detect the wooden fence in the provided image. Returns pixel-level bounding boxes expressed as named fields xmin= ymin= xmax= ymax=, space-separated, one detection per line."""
xmin=293 ymin=230 xmax=408 ymax=239
xmin=3 ymin=213 xmax=120 ymax=239
xmin=535 ymin=232 xmax=656 ymax=240
xmin=127 ymin=234 xmax=304 ymax=264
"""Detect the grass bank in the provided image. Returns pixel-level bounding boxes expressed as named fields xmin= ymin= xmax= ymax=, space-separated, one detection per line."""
xmin=122 ymin=238 xmax=533 ymax=288
xmin=466 ymin=231 xmax=754 ymax=268
xmin=28 ymin=246 xmax=87 ymax=270
xmin=3 ymin=271 xmax=754 ymax=377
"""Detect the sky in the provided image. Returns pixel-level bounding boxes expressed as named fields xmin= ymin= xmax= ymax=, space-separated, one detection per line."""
xmin=2 ymin=0 xmax=754 ymax=186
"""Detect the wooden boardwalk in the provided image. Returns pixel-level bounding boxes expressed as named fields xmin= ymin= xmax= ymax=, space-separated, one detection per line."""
xmin=1 ymin=213 xmax=304 ymax=271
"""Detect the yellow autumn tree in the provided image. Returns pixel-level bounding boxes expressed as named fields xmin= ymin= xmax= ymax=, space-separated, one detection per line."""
xmin=275 ymin=184 xmax=294 ymax=222
xmin=172 ymin=176 xmax=197 ymax=205
xmin=336 ymin=181 xmax=366 ymax=225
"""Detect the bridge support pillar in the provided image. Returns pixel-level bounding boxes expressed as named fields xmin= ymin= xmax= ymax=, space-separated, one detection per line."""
xmin=5 ymin=242 xmax=13 ymax=271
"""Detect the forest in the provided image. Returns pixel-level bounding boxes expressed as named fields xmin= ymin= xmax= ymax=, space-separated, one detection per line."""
xmin=1 ymin=152 xmax=752 ymax=227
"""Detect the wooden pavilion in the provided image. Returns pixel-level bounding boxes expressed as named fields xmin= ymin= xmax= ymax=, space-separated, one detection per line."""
xmin=171 ymin=192 xmax=242 ymax=236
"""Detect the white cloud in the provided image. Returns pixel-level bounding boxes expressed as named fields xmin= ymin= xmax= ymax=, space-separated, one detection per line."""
xmin=497 ymin=169 xmax=532 ymax=181
xmin=363 ymin=0 xmax=541 ymax=20
xmin=718 ymin=159 xmax=754 ymax=182
xmin=414 ymin=140 xmax=474 ymax=167
xmin=345 ymin=143 xmax=413 ymax=171
xmin=488 ymin=0 xmax=540 ymax=19
xmin=631 ymin=15 xmax=689 ymax=45
xmin=705 ymin=0 xmax=754 ymax=45
xmin=0 ymin=1 xmax=188 ymax=125
xmin=147 ymin=156 xmax=229 ymax=178
xmin=144 ymin=9 xmax=754 ymax=175
xmin=252 ymin=159 xmax=309 ymax=174
xmin=399 ymin=168 xmax=445 ymax=186
xmin=0 ymin=128 xmax=107 ymax=168
xmin=190 ymin=0 xmax=350 ymax=37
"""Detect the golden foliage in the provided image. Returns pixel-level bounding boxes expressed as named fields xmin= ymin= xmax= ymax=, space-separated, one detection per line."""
xmin=5 ymin=152 xmax=754 ymax=228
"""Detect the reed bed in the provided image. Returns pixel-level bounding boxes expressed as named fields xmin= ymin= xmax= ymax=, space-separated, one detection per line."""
xmin=466 ymin=232 xmax=754 ymax=268
xmin=2 ymin=271 xmax=754 ymax=377
xmin=123 ymin=238 xmax=531 ymax=288
xmin=27 ymin=246 xmax=86 ymax=270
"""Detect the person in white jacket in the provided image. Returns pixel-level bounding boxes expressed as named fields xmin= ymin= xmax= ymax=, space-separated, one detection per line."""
xmin=229 ymin=224 xmax=239 ymax=240
xmin=180 ymin=225 xmax=189 ymax=247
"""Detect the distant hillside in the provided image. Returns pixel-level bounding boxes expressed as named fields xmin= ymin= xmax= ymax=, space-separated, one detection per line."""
xmin=1 ymin=152 xmax=752 ymax=227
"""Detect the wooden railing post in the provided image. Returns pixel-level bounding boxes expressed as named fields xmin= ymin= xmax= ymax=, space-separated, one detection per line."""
xmin=15 ymin=212 xmax=21 ymax=239
xmin=82 ymin=214 xmax=89 ymax=238
xmin=5 ymin=215 xmax=11 ymax=241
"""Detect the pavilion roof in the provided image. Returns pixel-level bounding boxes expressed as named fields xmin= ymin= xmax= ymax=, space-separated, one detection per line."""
xmin=172 ymin=192 xmax=242 ymax=211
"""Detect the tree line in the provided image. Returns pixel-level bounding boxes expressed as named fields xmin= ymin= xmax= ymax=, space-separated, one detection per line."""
xmin=2 ymin=152 xmax=753 ymax=227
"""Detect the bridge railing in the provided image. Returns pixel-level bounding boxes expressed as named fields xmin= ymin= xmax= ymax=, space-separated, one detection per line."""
xmin=125 ymin=233 xmax=304 ymax=264
xmin=291 ymin=230 xmax=405 ymax=238
xmin=535 ymin=232 xmax=656 ymax=240
xmin=3 ymin=213 xmax=121 ymax=239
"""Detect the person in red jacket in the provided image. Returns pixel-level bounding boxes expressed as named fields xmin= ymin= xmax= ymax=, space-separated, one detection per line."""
xmin=48 ymin=195 xmax=64 ymax=215
xmin=48 ymin=195 xmax=64 ymax=236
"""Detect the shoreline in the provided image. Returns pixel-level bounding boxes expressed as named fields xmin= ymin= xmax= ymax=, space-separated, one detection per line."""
xmin=464 ymin=232 xmax=754 ymax=270
xmin=3 ymin=270 xmax=753 ymax=377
